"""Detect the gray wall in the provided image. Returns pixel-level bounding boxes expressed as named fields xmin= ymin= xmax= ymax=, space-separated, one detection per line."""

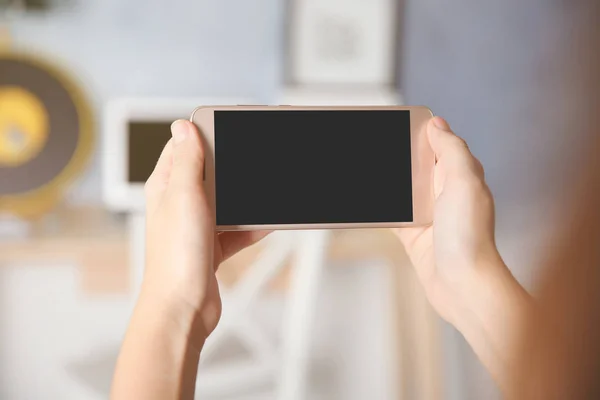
xmin=402 ymin=0 xmax=595 ymax=215
xmin=13 ymin=0 xmax=590 ymax=214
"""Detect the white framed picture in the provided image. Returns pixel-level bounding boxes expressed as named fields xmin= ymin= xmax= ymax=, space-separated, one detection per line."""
xmin=102 ymin=97 xmax=253 ymax=213
xmin=287 ymin=0 xmax=398 ymax=86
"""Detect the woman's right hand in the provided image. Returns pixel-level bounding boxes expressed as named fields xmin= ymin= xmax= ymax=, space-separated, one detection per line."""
xmin=395 ymin=117 xmax=531 ymax=392
xmin=395 ymin=116 xmax=503 ymax=325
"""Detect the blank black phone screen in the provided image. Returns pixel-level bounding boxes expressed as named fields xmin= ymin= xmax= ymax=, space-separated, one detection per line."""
xmin=214 ymin=110 xmax=413 ymax=226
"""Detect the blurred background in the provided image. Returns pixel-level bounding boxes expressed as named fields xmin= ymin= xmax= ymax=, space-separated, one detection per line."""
xmin=0 ymin=0 xmax=598 ymax=399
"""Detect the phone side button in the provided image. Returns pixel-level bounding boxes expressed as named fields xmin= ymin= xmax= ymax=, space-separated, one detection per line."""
xmin=237 ymin=104 xmax=268 ymax=107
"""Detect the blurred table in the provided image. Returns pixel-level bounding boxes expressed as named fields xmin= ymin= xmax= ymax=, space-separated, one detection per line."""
xmin=0 ymin=206 xmax=130 ymax=294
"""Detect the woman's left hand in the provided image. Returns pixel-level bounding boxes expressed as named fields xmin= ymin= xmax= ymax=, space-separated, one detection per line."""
xmin=143 ymin=119 xmax=269 ymax=339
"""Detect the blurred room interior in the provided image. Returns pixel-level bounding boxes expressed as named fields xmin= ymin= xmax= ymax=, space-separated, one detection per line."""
xmin=0 ymin=0 xmax=598 ymax=399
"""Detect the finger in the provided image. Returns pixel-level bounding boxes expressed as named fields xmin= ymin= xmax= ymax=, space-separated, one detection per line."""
xmin=428 ymin=117 xmax=479 ymax=176
xmin=145 ymin=139 xmax=174 ymax=212
xmin=218 ymin=231 xmax=272 ymax=263
xmin=168 ymin=120 xmax=205 ymax=193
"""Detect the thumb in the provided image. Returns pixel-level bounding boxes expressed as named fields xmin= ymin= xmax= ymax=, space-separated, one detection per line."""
xmin=428 ymin=116 xmax=480 ymax=177
xmin=168 ymin=119 xmax=205 ymax=192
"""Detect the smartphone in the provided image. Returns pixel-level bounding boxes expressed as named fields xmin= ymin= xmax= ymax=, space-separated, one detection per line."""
xmin=190 ymin=105 xmax=435 ymax=231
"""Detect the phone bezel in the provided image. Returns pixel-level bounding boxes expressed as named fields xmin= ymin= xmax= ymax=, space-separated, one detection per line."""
xmin=190 ymin=105 xmax=435 ymax=231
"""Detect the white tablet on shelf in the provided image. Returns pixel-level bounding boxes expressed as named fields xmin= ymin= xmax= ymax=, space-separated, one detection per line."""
xmin=102 ymin=97 xmax=254 ymax=213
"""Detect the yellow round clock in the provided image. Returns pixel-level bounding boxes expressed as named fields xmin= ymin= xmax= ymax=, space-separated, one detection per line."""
xmin=0 ymin=44 xmax=94 ymax=218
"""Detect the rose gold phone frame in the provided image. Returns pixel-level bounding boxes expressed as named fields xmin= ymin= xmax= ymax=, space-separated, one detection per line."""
xmin=190 ymin=105 xmax=434 ymax=231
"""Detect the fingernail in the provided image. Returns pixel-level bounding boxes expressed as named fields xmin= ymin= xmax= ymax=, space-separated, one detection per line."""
xmin=171 ymin=120 xmax=189 ymax=143
xmin=433 ymin=116 xmax=451 ymax=131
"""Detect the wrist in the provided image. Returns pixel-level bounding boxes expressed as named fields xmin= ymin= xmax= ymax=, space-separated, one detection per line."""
xmin=450 ymin=251 xmax=527 ymax=326
xmin=446 ymin=252 xmax=533 ymax=388
xmin=449 ymin=255 xmax=514 ymax=324
xmin=136 ymin=284 xmax=209 ymax=346
xmin=113 ymin=285 xmax=206 ymax=399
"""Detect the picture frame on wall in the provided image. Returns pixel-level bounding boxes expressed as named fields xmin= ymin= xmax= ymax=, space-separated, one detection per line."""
xmin=286 ymin=0 xmax=399 ymax=87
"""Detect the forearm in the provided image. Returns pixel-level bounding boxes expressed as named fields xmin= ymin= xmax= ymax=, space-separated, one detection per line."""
xmin=111 ymin=291 xmax=205 ymax=400
xmin=450 ymin=253 xmax=534 ymax=393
